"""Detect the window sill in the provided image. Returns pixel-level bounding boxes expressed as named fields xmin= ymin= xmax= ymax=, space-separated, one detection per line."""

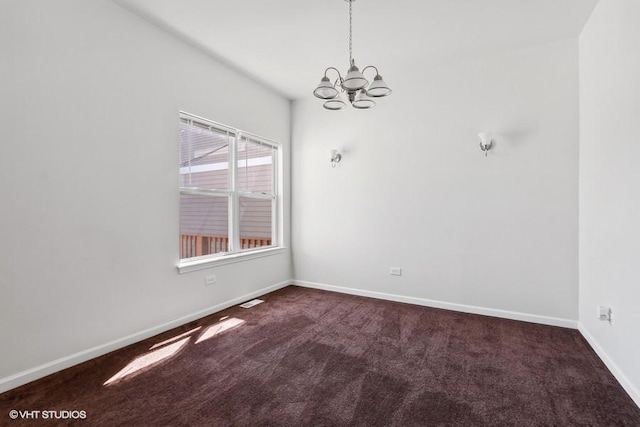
xmin=177 ymin=246 xmax=286 ymax=274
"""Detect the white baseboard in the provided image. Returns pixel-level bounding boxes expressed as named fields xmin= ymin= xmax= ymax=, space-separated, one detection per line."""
xmin=578 ymin=323 xmax=640 ymax=407
xmin=0 ymin=280 xmax=291 ymax=395
xmin=292 ymin=280 xmax=578 ymax=329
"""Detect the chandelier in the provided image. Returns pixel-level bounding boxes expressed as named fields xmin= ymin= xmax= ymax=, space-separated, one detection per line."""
xmin=313 ymin=0 xmax=392 ymax=110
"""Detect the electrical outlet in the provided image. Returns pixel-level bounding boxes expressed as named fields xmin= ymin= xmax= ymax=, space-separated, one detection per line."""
xmin=205 ymin=275 xmax=216 ymax=286
xmin=389 ymin=267 xmax=402 ymax=276
xmin=597 ymin=305 xmax=612 ymax=323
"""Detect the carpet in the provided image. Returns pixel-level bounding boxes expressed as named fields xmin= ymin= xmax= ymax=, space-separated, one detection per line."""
xmin=1 ymin=285 xmax=639 ymax=426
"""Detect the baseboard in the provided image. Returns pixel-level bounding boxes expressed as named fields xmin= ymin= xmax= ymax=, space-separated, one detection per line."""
xmin=292 ymin=280 xmax=578 ymax=329
xmin=578 ymin=323 xmax=640 ymax=407
xmin=0 ymin=280 xmax=291 ymax=395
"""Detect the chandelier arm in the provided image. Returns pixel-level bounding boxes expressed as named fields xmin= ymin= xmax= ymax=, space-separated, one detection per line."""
xmin=361 ymin=65 xmax=380 ymax=77
xmin=324 ymin=66 xmax=344 ymax=87
xmin=324 ymin=66 xmax=343 ymax=79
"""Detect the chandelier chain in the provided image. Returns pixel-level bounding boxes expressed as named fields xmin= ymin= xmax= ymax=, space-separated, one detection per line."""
xmin=348 ymin=0 xmax=353 ymax=65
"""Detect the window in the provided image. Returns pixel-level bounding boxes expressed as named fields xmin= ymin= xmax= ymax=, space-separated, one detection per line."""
xmin=178 ymin=112 xmax=280 ymax=269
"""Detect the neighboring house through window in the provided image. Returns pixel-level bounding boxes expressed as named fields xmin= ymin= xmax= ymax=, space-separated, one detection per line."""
xmin=178 ymin=112 xmax=280 ymax=270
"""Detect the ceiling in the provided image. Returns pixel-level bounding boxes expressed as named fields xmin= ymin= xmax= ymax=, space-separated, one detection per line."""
xmin=114 ymin=0 xmax=599 ymax=100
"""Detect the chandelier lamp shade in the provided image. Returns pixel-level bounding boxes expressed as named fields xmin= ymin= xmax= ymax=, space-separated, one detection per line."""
xmin=313 ymin=0 xmax=392 ymax=110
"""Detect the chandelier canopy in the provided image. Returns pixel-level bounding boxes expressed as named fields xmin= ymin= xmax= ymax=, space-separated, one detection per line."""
xmin=313 ymin=0 xmax=392 ymax=110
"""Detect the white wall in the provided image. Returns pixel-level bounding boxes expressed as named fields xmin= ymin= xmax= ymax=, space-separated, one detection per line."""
xmin=0 ymin=0 xmax=291 ymax=390
xmin=292 ymin=39 xmax=579 ymax=323
xmin=579 ymin=0 xmax=640 ymax=405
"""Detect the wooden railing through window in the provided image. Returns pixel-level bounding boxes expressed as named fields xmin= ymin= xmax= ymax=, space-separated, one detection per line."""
xmin=180 ymin=234 xmax=271 ymax=259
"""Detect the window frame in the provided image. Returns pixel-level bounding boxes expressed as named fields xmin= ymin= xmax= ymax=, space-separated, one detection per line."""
xmin=177 ymin=112 xmax=283 ymax=273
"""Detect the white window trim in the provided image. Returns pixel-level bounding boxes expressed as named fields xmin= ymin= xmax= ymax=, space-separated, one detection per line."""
xmin=177 ymin=246 xmax=286 ymax=274
xmin=177 ymin=112 xmax=283 ymax=273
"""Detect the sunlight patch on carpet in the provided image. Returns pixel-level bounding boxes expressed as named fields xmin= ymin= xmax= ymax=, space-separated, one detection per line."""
xmin=195 ymin=317 xmax=245 ymax=344
xmin=103 ymin=337 xmax=190 ymax=386
xmin=150 ymin=326 xmax=202 ymax=350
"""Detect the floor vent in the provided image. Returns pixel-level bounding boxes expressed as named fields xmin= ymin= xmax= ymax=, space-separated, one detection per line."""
xmin=239 ymin=299 xmax=264 ymax=309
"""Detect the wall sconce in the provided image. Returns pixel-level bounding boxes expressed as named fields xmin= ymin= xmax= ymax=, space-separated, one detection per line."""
xmin=330 ymin=149 xmax=342 ymax=168
xmin=478 ymin=131 xmax=493 ymax=157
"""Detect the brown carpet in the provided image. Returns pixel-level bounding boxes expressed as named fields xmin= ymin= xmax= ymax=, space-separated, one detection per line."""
xmin=1 ymin=285 xmax=639 ymax=426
